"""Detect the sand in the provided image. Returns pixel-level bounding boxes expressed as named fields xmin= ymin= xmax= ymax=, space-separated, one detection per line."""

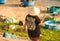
xmin=0 ymin=0 xmax=60 ymax=41
xmin=0 ymin=0 xmax=47 ymax=22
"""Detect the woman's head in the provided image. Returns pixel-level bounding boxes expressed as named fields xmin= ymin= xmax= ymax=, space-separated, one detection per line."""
xmin=28 ymin=6 xmax=40 ymax=16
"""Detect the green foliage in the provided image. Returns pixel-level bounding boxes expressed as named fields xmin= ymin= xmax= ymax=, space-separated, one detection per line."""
xmin=40 ymin=26 xmax=60 ymax=41
xmin=44 ymin=17 xmax=54 ymax=21
xmin=0 ymin=22 xmax=60 ymax=41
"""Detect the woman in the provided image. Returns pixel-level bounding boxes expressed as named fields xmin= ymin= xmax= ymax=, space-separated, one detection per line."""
xmin=23 ymin=6 xmax=46 ymax=41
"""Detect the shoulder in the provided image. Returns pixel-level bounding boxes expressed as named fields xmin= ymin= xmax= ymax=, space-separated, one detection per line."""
xmin=34 ymin=16 xmax=39 ymax=18
xmin=26 ymin=14 xmax=30 ymax=17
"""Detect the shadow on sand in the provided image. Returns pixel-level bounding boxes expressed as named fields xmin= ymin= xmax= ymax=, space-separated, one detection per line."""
xmin=5 ymin=4 xmax=19 ymax=7
xmin=4 ymin=4 xmax=27 ymax=7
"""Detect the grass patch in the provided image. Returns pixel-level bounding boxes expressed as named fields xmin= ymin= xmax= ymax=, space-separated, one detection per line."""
xmin=0 ymin=22 xmax=60 ymax=41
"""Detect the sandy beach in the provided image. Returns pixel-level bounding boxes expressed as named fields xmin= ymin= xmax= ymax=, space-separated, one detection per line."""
xmin=0 ymin=0 xmax=60 ymax=41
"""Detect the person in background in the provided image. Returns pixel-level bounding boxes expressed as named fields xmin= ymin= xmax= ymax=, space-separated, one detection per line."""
xmin=20 ymin=0 xmax=25 ymax=6
xmin=20 ymin=0 xmax=29 ymax=7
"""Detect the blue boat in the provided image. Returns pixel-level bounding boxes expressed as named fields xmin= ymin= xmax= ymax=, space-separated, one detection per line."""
xmin=44 ymin=20 xmax=60 ymax=30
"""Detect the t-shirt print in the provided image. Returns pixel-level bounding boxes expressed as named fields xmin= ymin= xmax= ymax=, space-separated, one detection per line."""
xmin=27 ymin=17 xmax=36 ymax=31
